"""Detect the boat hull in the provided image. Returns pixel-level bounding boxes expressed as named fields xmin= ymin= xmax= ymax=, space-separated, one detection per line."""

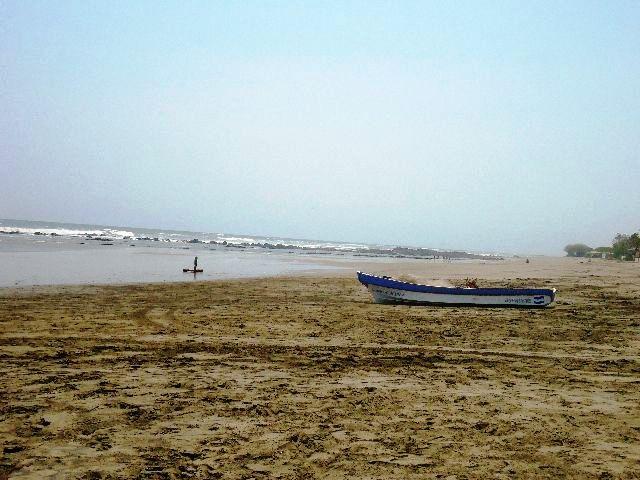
xmin=358 ymin=272 xmax=555 ymax=308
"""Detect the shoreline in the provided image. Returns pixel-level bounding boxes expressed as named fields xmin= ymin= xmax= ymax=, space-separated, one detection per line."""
xmin=0 ymin=255 xmax=634 ymax=292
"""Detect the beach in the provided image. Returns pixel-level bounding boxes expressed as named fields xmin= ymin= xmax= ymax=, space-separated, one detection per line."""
xmin=4 ymin=1 xmax=639 ymax=477
xmin=1 ymin=257 xmax=639 ymax=479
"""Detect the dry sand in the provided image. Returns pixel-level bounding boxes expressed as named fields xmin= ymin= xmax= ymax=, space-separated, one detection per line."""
xmin=1 ymin=257 xmax=639 ymax=479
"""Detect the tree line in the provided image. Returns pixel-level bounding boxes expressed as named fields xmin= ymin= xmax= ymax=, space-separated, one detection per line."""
xmin=564 ymin=231 xmax=640 ymax=260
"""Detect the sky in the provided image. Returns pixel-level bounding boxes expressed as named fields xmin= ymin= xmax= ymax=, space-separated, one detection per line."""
xmin=1 ymin=1 xmax=638 ymax=255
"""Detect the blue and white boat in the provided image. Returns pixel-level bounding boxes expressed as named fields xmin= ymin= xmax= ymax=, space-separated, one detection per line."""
xmin=357 ymin=272 xmax=556 ymax=307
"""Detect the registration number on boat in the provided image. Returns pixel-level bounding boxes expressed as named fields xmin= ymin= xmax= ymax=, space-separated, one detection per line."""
xmin=504 ymin=298 xmax=533 ymax=304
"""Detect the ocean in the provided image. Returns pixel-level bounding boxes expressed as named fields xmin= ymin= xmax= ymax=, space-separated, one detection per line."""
xmin=0 ymin=219 xmax=499 ymax=287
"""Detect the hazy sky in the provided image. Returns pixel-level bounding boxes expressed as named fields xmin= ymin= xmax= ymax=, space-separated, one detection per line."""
xmin=1 ymin=1 xmax=638 ymax=254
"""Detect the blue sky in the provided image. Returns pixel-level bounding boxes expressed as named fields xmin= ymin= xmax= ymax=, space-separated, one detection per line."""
xmin=1 ymin=1 xmax=638 ymax=254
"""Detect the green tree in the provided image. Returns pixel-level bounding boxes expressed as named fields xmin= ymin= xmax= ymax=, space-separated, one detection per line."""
xmin=630 ymin=233 xmax=640 ymax=250
xmin=564 ymin=243 xmax=592 ymax=257
xmin=612 ymin=233 xmax=631 ymax=260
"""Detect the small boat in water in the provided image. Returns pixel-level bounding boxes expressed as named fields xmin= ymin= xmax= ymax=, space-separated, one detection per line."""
xmin=357 ymin=271 xmax=556 ymax=307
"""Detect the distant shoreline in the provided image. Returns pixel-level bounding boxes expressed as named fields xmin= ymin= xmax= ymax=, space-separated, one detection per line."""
xmin=0 ymin=218 xmax=503 ymax=261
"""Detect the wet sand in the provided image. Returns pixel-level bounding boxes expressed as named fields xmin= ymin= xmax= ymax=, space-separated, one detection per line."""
xmin=1 ymin=258 xmax=639 ymax=478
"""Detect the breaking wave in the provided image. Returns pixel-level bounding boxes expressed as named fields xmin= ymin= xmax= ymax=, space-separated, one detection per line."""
xmin=0 ymin=226 xmax=135 ymax=239
xmin=0 ymin=219 xmax=502 ymax=260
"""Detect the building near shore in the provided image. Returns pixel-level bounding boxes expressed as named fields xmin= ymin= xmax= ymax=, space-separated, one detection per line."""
xmin=585 ymin=250 xmax=614 ymax=260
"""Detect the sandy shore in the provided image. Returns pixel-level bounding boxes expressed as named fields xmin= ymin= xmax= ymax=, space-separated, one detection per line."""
xmin=1 ymin=258 xmax=639 ymax=478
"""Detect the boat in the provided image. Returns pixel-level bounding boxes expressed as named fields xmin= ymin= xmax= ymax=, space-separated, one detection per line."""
xmin=183 ymin=256 xmax=203 ymax=273
xmin=357 ymin=271 xmax=556 ymax=307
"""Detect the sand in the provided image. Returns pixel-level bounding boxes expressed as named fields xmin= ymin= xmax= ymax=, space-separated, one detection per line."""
xmin=1 ymin=257 xmax=639 ymax=479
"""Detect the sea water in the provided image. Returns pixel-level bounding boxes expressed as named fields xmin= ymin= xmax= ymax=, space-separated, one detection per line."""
xmin=0 ymin=219 xmax=498 ymax=287
xmin=0 ymin=219 xmax=370 ymax=286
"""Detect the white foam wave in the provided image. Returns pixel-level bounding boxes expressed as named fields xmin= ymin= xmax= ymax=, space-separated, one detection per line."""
xmin=221 ymin=236 xmax=370 ymax=251
xmin=0 ymin=226 xmax=135 ymax=239
xmin=216 ymin=236 xmax=258 ymax=244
